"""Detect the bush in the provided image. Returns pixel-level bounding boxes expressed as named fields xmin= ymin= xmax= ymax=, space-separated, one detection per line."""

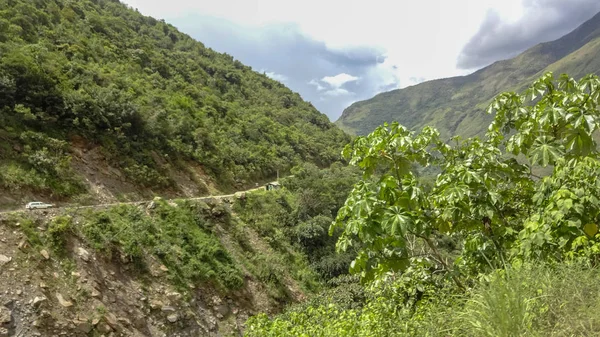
xmin=245 ymin=263 xmax=600 ymax=336
xmin=80 ymin=201 xmax=244 ymax=290
xmin=47 ymin=215 xmax=73 ymax=251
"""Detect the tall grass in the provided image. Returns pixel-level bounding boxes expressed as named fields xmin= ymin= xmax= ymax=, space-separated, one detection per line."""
xmin=245 ymin=262 xmax=600 ymax=336
xmin=457 ymin=263 xmax=600 ymax=337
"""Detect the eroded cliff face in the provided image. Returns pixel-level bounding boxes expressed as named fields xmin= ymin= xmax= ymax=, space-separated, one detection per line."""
xmin=0 ymin=198 xmax=311 ymax=337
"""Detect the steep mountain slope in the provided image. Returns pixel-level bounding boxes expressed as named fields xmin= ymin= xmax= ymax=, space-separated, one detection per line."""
xmin=0 ymin=197 xmax=318 ymax=336
xmin=336 ymin=11 xmax=600 ymax=137
xmin=0 ymin=0 xmax=350 ymax=209
xmin=0 ymin=163 xmax=360 ymax=336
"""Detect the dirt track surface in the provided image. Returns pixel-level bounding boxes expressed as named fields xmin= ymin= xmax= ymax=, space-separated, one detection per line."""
xmin=0 ymin=184 xmax=270 ymax=216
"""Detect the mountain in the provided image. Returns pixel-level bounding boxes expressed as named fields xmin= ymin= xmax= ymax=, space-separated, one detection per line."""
xmin=0 ymin=0 xmax=350 ymax=208
xmin=336 ymin=11 xmax=600 ymax=137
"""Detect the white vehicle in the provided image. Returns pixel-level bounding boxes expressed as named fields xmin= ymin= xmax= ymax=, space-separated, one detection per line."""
xmin=25 ymin=201 xmax=54 ymax=210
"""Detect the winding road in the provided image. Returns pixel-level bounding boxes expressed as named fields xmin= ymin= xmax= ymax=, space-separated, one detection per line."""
xmin=0 ymin=182 xmax=276 ymax=216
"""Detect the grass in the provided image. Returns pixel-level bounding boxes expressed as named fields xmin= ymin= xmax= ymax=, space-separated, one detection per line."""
xmin=245 ymin=262 xmax=600 ymax=336
xmin=457 ymin=262 xmax=600 ymax=337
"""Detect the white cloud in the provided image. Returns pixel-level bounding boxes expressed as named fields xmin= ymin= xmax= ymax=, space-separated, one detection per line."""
xmin=122 ymin=0 xmax=600 ymax=119
xmin=321 ymin=73 xmax=359 ymax=88
xmin=264 ymin=71 xmax=288 ymax=82
xmin=123 ymin=0 xmax=497 ymax=89
xmin=308 ymin=79 xmax=325 ymax=91
xmin=324 ymin=88 xmax=353 ymax=97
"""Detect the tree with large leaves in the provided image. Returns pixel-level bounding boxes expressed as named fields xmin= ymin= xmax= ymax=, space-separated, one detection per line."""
xmin=332 ymin=72 xmax=600 ymax=287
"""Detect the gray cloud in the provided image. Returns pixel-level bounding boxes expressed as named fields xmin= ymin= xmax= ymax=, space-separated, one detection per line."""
xmin=170 ymin=15 xmax=397 ymax=121
xmin=458 ymin=0 xmax=600 ymax=70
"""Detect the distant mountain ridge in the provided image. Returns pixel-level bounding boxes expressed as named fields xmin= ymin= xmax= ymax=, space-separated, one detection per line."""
xmin=336 ymin=11 xmax=600 ymax=137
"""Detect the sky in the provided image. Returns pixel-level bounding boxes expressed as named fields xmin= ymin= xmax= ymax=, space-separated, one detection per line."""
xmin=121 ymin=0 xmax=600 ymax=121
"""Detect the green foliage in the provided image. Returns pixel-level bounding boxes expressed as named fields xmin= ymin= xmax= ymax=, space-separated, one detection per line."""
xmin=246 ymin=263 xmax=600 ymax=337
xmin=235 ymin=163 xmax=360 ymax=281
xmin=0 ymin=131 xmax=85 ymax=196
xmin=19 ymin=217 xmax=43 ymax=247
xmin=244 ymin=71 xmax=600 ymax=335
xmin=487 ymin=73 xmax=600 ymax=165
xmin=47 ymin=215 xmax=73 ymax=251
xmin=80 ymin=201 xmax=244 ymax=290
xmin=0 ymin=0 xmax=349 ymax=195
xmin=331 ymin=73 xmax=600 ymax=289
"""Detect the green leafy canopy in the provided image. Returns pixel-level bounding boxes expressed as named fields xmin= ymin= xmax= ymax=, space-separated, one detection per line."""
xmin=332 ymin=72 xmax=600 ymax=286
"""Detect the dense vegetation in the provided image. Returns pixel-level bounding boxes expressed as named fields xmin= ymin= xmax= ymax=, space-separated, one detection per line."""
xmin=11 ymin=160 xmax=363 ymax=311
xmin=246 ymin=73 xmax=600 ymax=336
xmin=0 ymin=0 xmax=349 ymax=200
xmin=336 ymin=11 xmax=600 ymax=138
xmin=15 ymin=200 xmax=246 ymax=290
xmin=234 ymin=163 xmax=361 ymax=282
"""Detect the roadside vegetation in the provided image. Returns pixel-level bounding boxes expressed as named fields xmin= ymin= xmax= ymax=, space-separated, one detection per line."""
xmin=245 ymin=73 xmax=600 ymax=336
xmin=9 ymin=160 xmax=362 ymax=309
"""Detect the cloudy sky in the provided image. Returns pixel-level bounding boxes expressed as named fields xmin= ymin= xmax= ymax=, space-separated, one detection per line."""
xmin=121 ymin=0 xmax=600 ymax=121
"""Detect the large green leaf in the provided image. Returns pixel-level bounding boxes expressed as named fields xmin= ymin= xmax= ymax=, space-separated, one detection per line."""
xmin=528 ymin=136 xmax=564 ymax=167
xmin=382 ymin=206 xmax=412 ymax=236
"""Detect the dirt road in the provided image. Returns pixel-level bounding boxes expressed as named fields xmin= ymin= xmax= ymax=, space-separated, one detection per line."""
xmin=0 ymin=183 xmax=273 ymax=216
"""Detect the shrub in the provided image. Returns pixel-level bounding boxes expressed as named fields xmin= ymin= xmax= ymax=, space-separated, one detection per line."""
xmin=47 ymin=215 xmax=73 ymax=251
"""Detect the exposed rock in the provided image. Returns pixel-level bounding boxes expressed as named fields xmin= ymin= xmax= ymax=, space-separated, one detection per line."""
xmin=166 ymin=292 xmax=181 ymax=302
xmin=117 ymin=317 xmax=131 ymax=327
xmin=39 ymin=250 xmax=49 ymax=260
xmin=120 ymin=253 xmax=129 ymax=264
xmin=91 ymin=288 xmax=101 ymax=298
xmin=97 ymin=323 xmax=112 ymax=333
xmin=215 ymin=304 xmax=230 ymax=317
xmin=161 ymin=306 xmax=175 ymax=312
xmin=0 ymin=306 xmax=11 ymax=324
xmin=149 ymin=300 xmax=163 ymax=310
xmin=77 ymin=247 xmax=90 ymax=262
xmin=73 ymin=319 xmax=92 ymax=333
xmin=55 ymin=293 xmax=73 ymax=307
xmin=211 ymin=296 xmax=222 ymax=305
xmin=104 ymin=312 xmax=119 ymax=330
xmin=167 ymin=314 xmax=178 ymax=323
xmin=132 ymin=314 xmax=147 ymax=329
xmin=0 ymin=327 xmax=7 ymax=337
xmin=32 ymin=296 xmax=47 ymax=308
xmin=0 ymin=255 xmax=11 ymax=267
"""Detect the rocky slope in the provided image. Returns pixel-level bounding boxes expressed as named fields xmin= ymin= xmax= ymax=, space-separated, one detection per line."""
xmin=0 ymin=195 xmax=315 ymax=336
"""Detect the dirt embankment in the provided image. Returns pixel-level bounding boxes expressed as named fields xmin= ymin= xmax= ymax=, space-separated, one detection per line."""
xmin=0 ymin=196 xmax=303 ymax=337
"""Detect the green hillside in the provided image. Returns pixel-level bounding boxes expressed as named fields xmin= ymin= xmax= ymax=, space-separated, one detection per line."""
xmin=336 ymin=11 xmax=600 ymax=137
xmin=0 ymin=0 xmax=350 ymax=207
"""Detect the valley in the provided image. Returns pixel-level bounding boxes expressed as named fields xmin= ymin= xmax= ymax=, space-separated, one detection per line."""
xmin=2 ymin=0 xmax=600 ymax=336
xmin=336 ymin=11 xmax=600 ymax=138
